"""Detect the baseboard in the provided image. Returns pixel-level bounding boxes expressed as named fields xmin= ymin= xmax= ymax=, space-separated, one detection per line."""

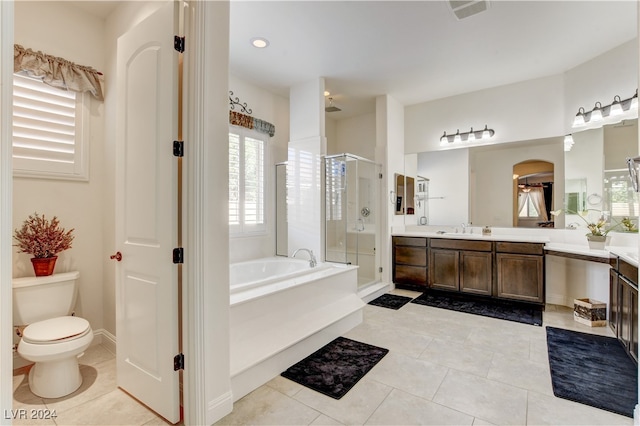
xmin=207 ymin=390 xmax=234 ymax=425
xmin=357 ymin=282 xmax=391 ymax=303
xmin=92 ymin=328 xmax=116 ymax=355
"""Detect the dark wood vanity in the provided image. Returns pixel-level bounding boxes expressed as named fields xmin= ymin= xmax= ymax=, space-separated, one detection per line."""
xmin=393 ymin=236 xmax=545 ymax=304
xmin=609 ymin=255 xmax=638 ymax=362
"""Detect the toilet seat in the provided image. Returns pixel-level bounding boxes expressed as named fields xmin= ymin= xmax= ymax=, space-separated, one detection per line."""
xmin=22 ymin=316 xmax=90 ymax=344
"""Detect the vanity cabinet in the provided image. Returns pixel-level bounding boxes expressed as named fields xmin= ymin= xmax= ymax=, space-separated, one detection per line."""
xmin=609 ymin=257 xmax=638 ymax=362
xmin=429 ymin=238 xmax=492 ymax=296
xmin=495 ymin=242 xmax=545 ymax=304
xmin=392 ymin=237 xmax=428 ymax=289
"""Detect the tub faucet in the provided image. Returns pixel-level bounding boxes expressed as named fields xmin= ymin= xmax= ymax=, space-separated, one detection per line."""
xmin=293 ymin=248 xmax=317 ymax=268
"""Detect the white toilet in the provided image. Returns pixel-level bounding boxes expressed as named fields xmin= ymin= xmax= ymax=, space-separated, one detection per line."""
xmin=13 ymin=271 xmax=93 ymax=398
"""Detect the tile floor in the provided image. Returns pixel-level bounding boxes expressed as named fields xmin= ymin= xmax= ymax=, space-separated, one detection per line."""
xmin=11 ymin=289 xmax=635 ymax=425
xmin=217 ymin=289 xmax=633 ymax=426
xmin=12 ymin=345 xmax=169 ymax=425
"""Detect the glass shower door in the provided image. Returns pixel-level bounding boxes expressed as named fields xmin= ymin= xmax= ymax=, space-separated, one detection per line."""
xmin=324 ymin=154 xmax=381 ymax=288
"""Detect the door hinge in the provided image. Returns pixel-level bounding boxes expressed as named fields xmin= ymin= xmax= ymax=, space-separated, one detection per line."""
xmin=173 ymin=140 xmax=184 ymax=157
xmin=379 ymin=173 xmax=383 ymax=179
xmin=173 ymin=247 xmax=184 ymax=264
xmin=378 ymin=267 xmax=383 ymax=273
xmin=174 ymin=35 xmax=185 ymax=53
xmin=173 ymin=353 xmax=184 ymax=371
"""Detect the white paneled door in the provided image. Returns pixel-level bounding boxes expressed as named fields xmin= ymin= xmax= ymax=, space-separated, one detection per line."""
xmin=115 ymin=1 xmax=181 ymax=423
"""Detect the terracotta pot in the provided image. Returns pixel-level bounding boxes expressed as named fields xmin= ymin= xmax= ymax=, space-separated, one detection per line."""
xmin=31 ymin=256 xmax=58 ymax=276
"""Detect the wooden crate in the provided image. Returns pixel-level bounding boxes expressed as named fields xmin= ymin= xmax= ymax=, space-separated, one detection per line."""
xmin=573 ymin=298 xmax=607 ymax=327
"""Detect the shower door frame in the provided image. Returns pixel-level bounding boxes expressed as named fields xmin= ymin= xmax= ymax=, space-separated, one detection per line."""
xmin=323 ymin=153 xmax=382 ymax=287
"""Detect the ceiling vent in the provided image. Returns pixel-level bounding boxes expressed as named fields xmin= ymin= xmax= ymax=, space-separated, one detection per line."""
xmin=448 ymin=0 xmax=489 ymax=20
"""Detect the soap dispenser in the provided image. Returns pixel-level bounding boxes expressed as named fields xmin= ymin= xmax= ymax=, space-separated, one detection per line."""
xmin=482 ymin=225 xmax=492 ymax=236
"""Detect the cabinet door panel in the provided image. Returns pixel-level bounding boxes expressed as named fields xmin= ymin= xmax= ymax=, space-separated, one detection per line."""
xmin=620 ymin=279 xmax=632 ymax=350
xmin=394 ymin=265 xmax=427 ymax=287
xmin=610 ymin=269 xmax=620 ymax=336
xmin=631 ymin=286 xmax=638 ymax=362
xmin=430 ymin=249 xmax=459 ymax=291
xmin=395 ymin=246 xmax=427 ymax=266
xmin=460 ymin=251 xmax=492 ymax=296
xmin=496 ymin=253 xmax=543 ymax=303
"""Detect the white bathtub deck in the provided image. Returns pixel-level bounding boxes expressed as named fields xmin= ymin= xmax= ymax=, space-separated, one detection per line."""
xmin=229 ymin=263 xmax=363 ymax=401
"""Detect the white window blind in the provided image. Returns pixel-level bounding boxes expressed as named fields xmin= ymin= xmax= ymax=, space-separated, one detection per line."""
xmin=12 ymin=73 xmax=89 ymax=180
xmin=229 ymin=127 xmax=267 ymax=235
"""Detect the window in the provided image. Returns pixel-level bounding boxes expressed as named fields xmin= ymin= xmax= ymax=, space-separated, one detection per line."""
xmin=12 ymin=73 xmax=89 ymax=180
xmin=229 ymin=127 xmax=267 ymax=235
xmin=518 ymin=190 xmax=541 ymax=218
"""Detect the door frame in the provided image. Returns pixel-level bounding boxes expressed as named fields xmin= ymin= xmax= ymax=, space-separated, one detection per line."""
xmin=182 ymin=2 xmax=232 ymax=423
xmin=0 ymin=0 xmax=15 ymax=415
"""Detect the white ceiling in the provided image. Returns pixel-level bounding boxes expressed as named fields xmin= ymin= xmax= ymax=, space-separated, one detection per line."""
xmin=68 ymin=1 xmax=638 ymax=120
xmin=229 ymin=1 xmax=638 ymax=119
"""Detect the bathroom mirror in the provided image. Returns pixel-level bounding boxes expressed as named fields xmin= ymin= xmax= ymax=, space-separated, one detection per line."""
xmin=406 ymin=119 xmax=638 ymax=229
xmin=394 ymin=173 xmax=415 ymax=215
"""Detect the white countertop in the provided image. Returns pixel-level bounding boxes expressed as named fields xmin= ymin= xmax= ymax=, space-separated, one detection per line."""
xmin=395 ymin=230 xmax=550 ymax=243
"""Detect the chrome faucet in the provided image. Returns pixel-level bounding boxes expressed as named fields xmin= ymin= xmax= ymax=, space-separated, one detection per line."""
xmin=461 ymin=223 xmax=469 ymax=233
xmin=292 ymin=248 xmax=317 ymax=267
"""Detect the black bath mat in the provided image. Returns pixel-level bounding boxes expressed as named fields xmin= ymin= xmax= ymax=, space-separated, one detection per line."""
xmin=368 ymin=293 xmax=413 ymax=310
xmin=411 ymin=290 xmax=543 ymax=326
xmin=546 ymin=327 xmax=637 ymax=417
xmin=281 ymin=337 xmax=388 ymax=399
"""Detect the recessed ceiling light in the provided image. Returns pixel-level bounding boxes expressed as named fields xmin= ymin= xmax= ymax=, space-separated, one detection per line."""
xmin=251 ymin=37 xmax=269 ymax=48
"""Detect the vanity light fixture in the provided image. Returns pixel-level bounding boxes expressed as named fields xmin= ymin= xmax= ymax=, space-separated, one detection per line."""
xmin=440 ymin=125 xmax=495 ymax=145
xmin=572 ymin=90 xmax=638 ymax=128
xmin=564 ymin=134 xmax=574 ymax=152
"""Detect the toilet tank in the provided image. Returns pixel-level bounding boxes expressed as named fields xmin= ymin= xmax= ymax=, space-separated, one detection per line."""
xmin=13 ymin=271 xmax=80 ymax=326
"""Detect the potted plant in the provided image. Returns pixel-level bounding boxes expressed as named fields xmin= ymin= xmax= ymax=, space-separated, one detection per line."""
xmin=13 ymin=212 xmax=75 ymax=276
xmin=551 ymin=209 xmax=618 ymax=249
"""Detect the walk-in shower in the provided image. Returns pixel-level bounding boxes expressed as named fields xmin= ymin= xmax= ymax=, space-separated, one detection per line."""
xmin=324 ymin=153 xmax=382 ymax=288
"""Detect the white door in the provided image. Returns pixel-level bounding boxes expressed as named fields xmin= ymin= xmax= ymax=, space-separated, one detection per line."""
xmin=115 ymin=2 xmax=180 ymax=423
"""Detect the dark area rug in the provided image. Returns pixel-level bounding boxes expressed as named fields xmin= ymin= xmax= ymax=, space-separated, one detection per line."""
xmin=368 ymin=293 xmax=413 ymax=310
xmin=546 ymin=327 xmax=637 ymax=418
xmin=281 ymin=337 xmax=388 ymax=399
xmin=411 ymin=290 xmax=543 ymax=326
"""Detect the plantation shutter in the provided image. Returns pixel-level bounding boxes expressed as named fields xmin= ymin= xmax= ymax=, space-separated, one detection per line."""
xmin=12 ymin=73 xmax=88 ymax=180
xmin=228 ymin=127 xmax=267 ymax=234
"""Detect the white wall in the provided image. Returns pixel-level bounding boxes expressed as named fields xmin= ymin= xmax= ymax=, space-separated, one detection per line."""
xmin=228 ymin=75 xmax=290 ymax=263
xmin=288 ymin=78 xmax=326 ymax=258
xmin=405 ymin=74 xmax=565 ymax=154
xmin=328 ymin=112 xmax=376 ymax=161
xmin=13 ymin=2 xmax=106 ymax=333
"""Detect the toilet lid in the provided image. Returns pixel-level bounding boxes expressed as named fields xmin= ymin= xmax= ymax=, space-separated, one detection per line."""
xmin=22 ymin=316 xmax=90 ymax=343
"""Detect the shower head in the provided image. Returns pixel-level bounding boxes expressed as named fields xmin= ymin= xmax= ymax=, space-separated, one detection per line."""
xmin=325 ymin=97 xmax=342 ymax=112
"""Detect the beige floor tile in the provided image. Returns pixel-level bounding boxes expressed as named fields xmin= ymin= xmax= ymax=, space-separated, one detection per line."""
xmin=78 ymin=343 xmax=116 ymax=366
xmin=265 ymin=375 xmax=304 ymax=397
xmin=388 ymin=289 xmax=421 ymax=299
xmin=464 ymin=326 xmax=531 ymax=359
xmin=527 ymin=390 xmax=633 ymax=425
xmin=309 ymin=414 xmax=344 ymax=425
xmin=215 ymin=385 xmax=320 ymax=425
xmin=433 ymin=369 xmax=528 ymax=425
xmin=343 ymin=321 xmax=433 ymax=358
xmin=471 ymin=418 xmax=496 ymax=425
xmin=366 ymin=352 xmax=448 ymax=400
xmin=292 ymin=378 xmax=392 ymax=425
xmin=419 ymin=338 xmax=494 ymax=377
xmin=486 ymin=352 xmax=553 ymax=396
xmin=52 ymin=389 xmax=159 ymax=425
xmin=365 ymin=388 xmax=474 ymax=425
